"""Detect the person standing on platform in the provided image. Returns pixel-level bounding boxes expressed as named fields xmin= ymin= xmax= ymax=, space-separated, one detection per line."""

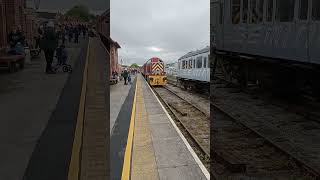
xmin=128 ymin=73 xmax=132 ymax=85
xmin=68 ymin=26 xmax=73 ymax=43
xmin=74 ymin=26 xmax=79 ymax=44
xmin=40 ymin=22 xmax=58 ymax=74
xmin=123 ymin=69 xmax=129 ymax=85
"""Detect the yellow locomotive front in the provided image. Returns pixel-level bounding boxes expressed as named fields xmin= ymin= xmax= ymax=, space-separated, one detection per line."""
xmin=143 ymin=57 xmax=167 ymax=86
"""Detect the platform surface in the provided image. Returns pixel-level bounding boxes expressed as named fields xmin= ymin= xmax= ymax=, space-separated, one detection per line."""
xmin=110 ymin=78 xmax=134 ymax=134
xmin=130 ymin=75 xmax=208 ymax=180
xmin=0 ymin=38 xmax=88 ymax=180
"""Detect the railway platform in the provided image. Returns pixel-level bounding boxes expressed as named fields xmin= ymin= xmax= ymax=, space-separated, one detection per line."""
xmin=0 ymin=35 xmax=110 ymax=180
xmin=111 ymin=74 xmax=209 ymax=180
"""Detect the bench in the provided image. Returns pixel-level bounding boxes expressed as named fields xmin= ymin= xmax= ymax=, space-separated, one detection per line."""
xmin=110 ymin=76 xmax=118 ymax=85
xmin=0 ymin=55 xmax=25 ymax=72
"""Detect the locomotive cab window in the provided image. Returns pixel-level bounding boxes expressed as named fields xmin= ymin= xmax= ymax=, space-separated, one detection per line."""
xmin=312 ymin=0 xmax=320 ymax=20
xmin=231 ymin=0 xmax=240 ymax=24
xmin=276 ymin=0 xmax=295 ymax=22
xmin=299 ymin=0 xmax=308 ymax=20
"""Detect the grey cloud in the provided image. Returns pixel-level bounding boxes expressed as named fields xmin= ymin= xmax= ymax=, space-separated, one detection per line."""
xmin=111 ymin=0 xmax=209 ymax=65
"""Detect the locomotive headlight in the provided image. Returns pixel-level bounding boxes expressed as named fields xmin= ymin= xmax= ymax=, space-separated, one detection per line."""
xmin=163 ymin=77 xmax=167 ymax=81
xmin=150 ymin=77 xmax=154 ymax=81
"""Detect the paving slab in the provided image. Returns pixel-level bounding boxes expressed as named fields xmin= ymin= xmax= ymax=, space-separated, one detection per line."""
xmin=0 ymin=38 xmax=86 ymax=180
xmin=129 ymin=75 xmax=207 ymax=180
xmin=110 ymin=76 xmax=135 ymax=134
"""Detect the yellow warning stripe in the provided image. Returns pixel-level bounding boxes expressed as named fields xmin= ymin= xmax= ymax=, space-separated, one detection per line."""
xmin=152 ymin=62 xmax=163 ymax=69
xmin=152 ymin=64 xmax=164 ymax=71
xmin=121 ymin=78 xmax=138 ymax=180
xmin=68 ymin=38 xmax=90 ymax=180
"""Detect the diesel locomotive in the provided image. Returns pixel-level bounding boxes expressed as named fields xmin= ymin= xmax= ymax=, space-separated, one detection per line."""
xmin=142 ymin=57 xmax=167 ymax=86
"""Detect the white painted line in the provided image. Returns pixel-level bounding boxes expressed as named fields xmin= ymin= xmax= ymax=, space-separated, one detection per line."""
xmin=142 ymin=76 xmax=210 ymax=180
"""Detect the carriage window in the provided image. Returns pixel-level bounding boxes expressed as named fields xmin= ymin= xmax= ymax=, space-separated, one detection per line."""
xmin=250 ymin=0 xmax=257 ymax=23
xmin=231 ymin=0 xmax=240 ymax=24
xmin=189 ymin=59 xmax=192 ymax=69
xmin=203 ymin=57 xmax=207 ymax=68
xmin=193 ymin=59 xmax=196 ymax=68
xmin=242 ymin=0 xmax=248 ymax=23
xmin=196 ymin=57 xmax=203 ymax=68
xmin=250 ymin=0 xmax=264 ymax=24
xmin=299 ymin=0 xmax=308 ymax=20
xmin=312 ymin=0 xmax=320 ymax=20
xmin=258 ymin=0 xmax=264 ymax=22
xmin=276 ymin=0 xmax=294 ymax=22
xmin=266 ymin=0 xmax=273 ymax=22
xmin=220 ymin=2 xmax=223 ymax=24
xmin=182 ymin=61 xmax=185 ymax=69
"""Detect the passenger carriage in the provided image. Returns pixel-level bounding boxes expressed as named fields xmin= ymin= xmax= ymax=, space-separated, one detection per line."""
xmin=177 ymin=47 xmax=210 ymax=91
xmin=211 ymin=0 xmax=320 ymax=96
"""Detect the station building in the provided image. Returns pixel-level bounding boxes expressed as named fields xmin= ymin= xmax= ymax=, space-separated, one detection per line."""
xmin=0 ymin=0 xmax=39 ymax=50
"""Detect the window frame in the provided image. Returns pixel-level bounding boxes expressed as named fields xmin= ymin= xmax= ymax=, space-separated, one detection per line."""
xmin=242 ymin=0 xmax=249 ymax=23
xmin=312 ymin=0 xmax=320 ymax=21
xmin=298 ymin=0 xmax=309 ymax=21
xmin=203 ymin=56 xmax=207 ymax=68
xmin=196 ymin=56 xmax=203 ymax=69
xmin=265 ymin=0 xmax=274 ymax=23
xmin=231 ymin=0 xmax=241 ymax=24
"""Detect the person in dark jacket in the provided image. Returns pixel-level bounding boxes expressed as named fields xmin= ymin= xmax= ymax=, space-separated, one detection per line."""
xmin=123 ymin=69 xmax=129 ymax=85
xmin=68 ymin=27 xmax=73 ymax=43
xmin=40 ymin=22 xmax=58 ymax=74
xmin=74 ymin=27 xmax=79 ymax=43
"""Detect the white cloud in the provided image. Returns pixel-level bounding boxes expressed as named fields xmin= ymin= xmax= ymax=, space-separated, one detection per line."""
xmin=147 ymin=46 xmax=163 ymax=52
xmin=111 ymin=0 xmax=209 ymax=65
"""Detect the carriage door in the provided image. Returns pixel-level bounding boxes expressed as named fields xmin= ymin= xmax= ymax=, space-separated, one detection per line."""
xmin=295 ymin=0 xmax=310 ymax=62
xmin=309 ymin=0 xmax=320 ymax=64
xmin=247 ymin=0 xmax=264 ymax=55
xmin=273 ymin=0 xmax=296 ymax=59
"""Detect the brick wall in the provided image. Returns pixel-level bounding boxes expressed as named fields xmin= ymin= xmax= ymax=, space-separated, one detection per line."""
xmin=0 ymin=0 xmax=40 ymax=48
xmin=24 ymin=9 xmax=38 ymax=47
xmin=4 ymin=0 xmax=24 ymax=33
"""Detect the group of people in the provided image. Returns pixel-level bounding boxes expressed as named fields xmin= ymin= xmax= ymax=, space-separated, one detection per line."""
xmin=112 ymin=69 xmax=135 ymax=85
xmin=33 ymin=22 xmax=88 ymax=74
xmin=63 ymin=24 xmax=88 ymax=44
xmin=5 ymin=21 xmax=89 ymax=74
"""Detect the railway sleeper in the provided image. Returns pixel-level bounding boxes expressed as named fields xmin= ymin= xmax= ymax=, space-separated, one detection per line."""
xmin=212 ymin=150 xmax=247 ymax=173
xmin=168 ymin=102 xmax=187 ymax=116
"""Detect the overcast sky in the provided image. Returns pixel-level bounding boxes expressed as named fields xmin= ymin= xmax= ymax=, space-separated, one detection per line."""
xmin=111 ymin=0 xmax=209 ymax=65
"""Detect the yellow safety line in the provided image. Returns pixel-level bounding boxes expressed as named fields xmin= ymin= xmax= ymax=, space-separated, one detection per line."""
xmin=121 ymin=78 xmax=138 ymax=180
xmin=67 ymin=38 xmax=90 ymax=180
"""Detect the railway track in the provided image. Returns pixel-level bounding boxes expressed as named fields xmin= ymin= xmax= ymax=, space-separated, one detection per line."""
xmin=152 ymin=85 xmax=210 ymax=170
xmin=213 ymin=103 xmax=319 ymax=179
xmin=212 ymin=75 xmax=320 ymax=179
